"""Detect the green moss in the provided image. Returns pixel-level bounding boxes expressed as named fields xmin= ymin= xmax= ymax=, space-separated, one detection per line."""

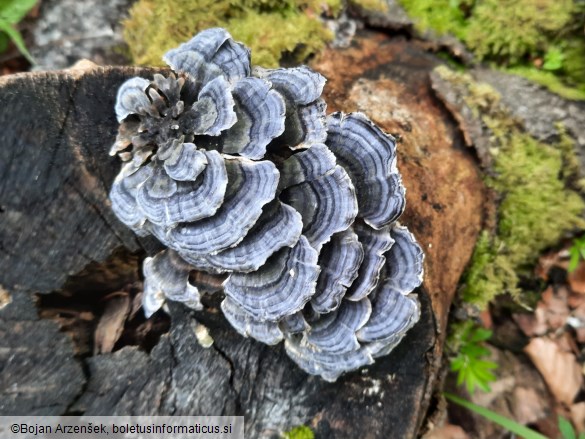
xmin=397 ymin=0 xmax=467 ymax=38
xmin=122 ymin=0 xmax=337 ymax=68
xmin=226 ymin=8 xmax=332 ymax=67
xmin=464 ymin=0 xmax=573 ymax=63
xmin=283 ymin=425 xmax=314 ymax=439
xmin=506 ymin=66 xmax=585 ymax=101
xmin=432 ymin=67 xmax=585 ymax=308
xmin=461 ymin=233 xmax=518 ymax=308
xmin=398 ymin=0 xmax=585 ymax=100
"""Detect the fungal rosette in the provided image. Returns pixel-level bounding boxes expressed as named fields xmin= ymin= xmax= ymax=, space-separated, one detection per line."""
xmin=109 ymin=28 xmax=424 ymax=382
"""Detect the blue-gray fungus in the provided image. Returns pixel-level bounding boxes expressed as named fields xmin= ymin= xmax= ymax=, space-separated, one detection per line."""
xmin=109 ymin=28 xmax=424 ymax=382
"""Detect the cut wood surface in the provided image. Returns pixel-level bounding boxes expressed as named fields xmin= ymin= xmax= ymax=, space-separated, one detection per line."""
xmin=0 ymin=31 xmax=484 ymax=438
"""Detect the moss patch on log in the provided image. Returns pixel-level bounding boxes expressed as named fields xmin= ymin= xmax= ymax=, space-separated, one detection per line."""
xmin=433 ymin=66 xmax=585 ymax=308
xmin=122 ymin=0 xmax=340 ymax=68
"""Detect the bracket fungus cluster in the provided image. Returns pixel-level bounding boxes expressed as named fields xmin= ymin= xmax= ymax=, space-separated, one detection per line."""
xmin=109 ymin=28 xmax=424 ymax=381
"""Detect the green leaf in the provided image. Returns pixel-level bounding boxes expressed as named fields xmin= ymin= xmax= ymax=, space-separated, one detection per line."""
xmin=558 ymin=415 xmax=577 ymax=439
xmin=569 ymin=248 xmax=581 ymax=272
xmin=450 ymin=356 xmax=466 ymax=371
xmin=472 ymin=362 xmax=497 ymax=381
xmin=543 ymin=47 xmax=564 ymax=71
xmin=0 ymin=20 xmax=34 ymax=63
xmin=445 ymin=393 xmax=549 ymax=439
xmin=0 ymin=0 xmax=37 ymax=24
xmin=470 ymin=328 xmax=493 ymax=343
xmin=461 ymin=344 xmax=490 ymax=357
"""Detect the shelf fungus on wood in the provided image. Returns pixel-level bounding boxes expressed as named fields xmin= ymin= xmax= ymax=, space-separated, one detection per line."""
xmin=108 ymin=28 xmax=424 ymax=381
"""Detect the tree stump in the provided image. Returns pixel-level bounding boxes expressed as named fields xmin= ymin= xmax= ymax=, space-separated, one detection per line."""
xmin=0 ymin=30 xmax=484 ymax=438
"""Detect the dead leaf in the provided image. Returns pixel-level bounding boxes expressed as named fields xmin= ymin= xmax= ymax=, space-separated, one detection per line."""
xmin=524 ymin=337 xmax=583 ymax=405
xmin=423 ymin=424 xmax=469 ymax=439
xmin=514 ymin=287 xmax=569 ymax=336
xmin=513 ymin=309 xmax=548 ymax=337
xmin=94 ymin=293 xmax=130 ymax=355
xmin=511 ymin=387 xmax=547 ymax=425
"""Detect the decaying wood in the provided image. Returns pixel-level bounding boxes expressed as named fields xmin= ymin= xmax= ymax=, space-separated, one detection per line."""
xmin=0 ymin=31 xmax=484 ymax=438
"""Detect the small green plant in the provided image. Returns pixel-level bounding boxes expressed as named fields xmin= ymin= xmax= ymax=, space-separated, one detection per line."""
xmin=0 ymin=0 xmax=36 ymax=63
xmin=543 ymin=46 xmax=565 ymax=71
xmin=283 ymin=425 xmax=314 ymax=439
xmin=446 ymin=394 xmax=584 ymax=439
xmin=569 ymin=234 xmax=585 ymax=273
xmin=448 ymin=321 xmax=498 ymax=393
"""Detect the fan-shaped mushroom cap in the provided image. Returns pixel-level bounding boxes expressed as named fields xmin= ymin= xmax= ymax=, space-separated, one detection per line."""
xmin=223 ymin=236 xmax=319 ymax=321
xmin=306 ymin=298 xmax=371 ymax=354
xmin=189 ymin=76 xmax=237 ymax=136
xmin=219 ymin=77 xmax=285 ymax=159
xmin=109 ymin=28 xmax=425 ymax=383
xmin=163 ymin=157 xmax=279 ymax=256
xmin=254 ymin=66 xmax=327 ymax=148
xmin=162 ymin=142 xmax=208 ymax=182
xmin=181 ymin=200 xmax=303 ymax=273
xmin=136 ymin=150 xmax=228 ymax=228
xmin=277 ymin=143 xmax=337 ymax=190
xmin=254 ymin=66 xmax=325 ymax=105
xmin=281 ymin=165 xmax=358 ymax=251
xmin=163 ymin=28 xmax=251 ymax=88
xmin=311 ymin=227 xmax=364 ymax=314
xmin=142 ymin=249 xmax=201 ymax=317
xmin=357 ymin=224 xmax=423 ymax=352
xmin=345 ymin=222 xmax=395 ymax=301
xmin=356 ymin=284 xmax=419 ymax=345
xmin=326 ymin=112 xmax=405 ymax=229
xmin=221 ymin=297 xmax=284 ymax=345
xmin=385 ymin=224 xmax=425 ymax=295
xmin=115 ymin=77 xmax=157 ymax=122
xmin=290 ymin=99 xmax=328 ymax=147
xmin=284 ymin=335 xmax=374 ymax=383
xmin=279 ymin=311 xmax=309 ymax=334
xmin=109 ymin=162 xmax=154 ymax=232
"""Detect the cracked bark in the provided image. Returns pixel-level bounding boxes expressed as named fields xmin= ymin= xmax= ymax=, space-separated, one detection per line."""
xmin=0 ymin=31 xmax=484 ymax=438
